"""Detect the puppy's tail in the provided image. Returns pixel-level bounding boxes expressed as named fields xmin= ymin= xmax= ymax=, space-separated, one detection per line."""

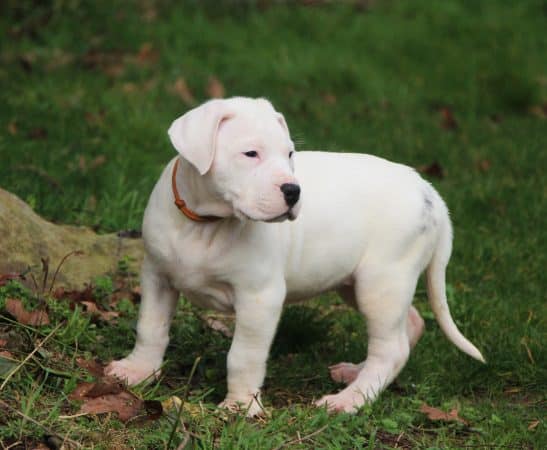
xmin=426 ymin=213 xmax=485 ymax=363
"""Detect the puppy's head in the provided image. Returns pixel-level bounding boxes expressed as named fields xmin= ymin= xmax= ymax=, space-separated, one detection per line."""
xmin=168 ymin=97 xmax=300 ymax=222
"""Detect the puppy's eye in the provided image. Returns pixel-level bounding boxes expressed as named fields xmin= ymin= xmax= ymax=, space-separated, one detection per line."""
xmin=289 ymin=151 xmax=294 ymax=158
xmin=244 ymin=150 xmax=258 ymax=158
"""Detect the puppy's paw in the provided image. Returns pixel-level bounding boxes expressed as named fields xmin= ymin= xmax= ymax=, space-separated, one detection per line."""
xmin=315 ymin=389 xmax=365 ymax=414
xmin=219 ymin=394 xmax=265 ymax=418
xmin=105 ymin=358 xmax=160 ymax=386
xmin=328 ymin=362 xmax=362 ymax=384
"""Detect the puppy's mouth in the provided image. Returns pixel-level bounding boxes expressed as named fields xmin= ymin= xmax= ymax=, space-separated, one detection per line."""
xmin=236 ymin=208 xmax=296 ymax=223
xmin=265 ymin=209 xmax=296 ymax=223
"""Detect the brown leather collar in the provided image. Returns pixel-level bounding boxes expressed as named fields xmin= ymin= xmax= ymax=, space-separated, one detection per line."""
xmin=171 ymin=158 xmax=222 ymax=222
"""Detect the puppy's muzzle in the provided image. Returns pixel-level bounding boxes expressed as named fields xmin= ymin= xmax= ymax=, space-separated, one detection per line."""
xmin=280 ymin=183 xmax=300 ymax=207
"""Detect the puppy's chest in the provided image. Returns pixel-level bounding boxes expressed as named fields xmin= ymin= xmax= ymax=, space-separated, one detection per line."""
xmin=158 ymin=237 xmax=239 ymax=312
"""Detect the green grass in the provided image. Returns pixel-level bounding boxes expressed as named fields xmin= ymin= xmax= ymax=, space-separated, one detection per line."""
xmin=1 ymin=0 xmax=546 ymax=448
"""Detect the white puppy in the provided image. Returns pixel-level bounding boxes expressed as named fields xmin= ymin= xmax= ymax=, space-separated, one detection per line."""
xmin=106 ymin=97 xmax=484 ymax=416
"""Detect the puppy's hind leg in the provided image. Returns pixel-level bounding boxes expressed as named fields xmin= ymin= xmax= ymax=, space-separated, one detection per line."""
xmin=329 ymin=305 xmax=424 ymax=386
xmin=106 ymin=255 xmax=179 ymax=385
xmin=317 ymin=267 xmax=417 ymax=413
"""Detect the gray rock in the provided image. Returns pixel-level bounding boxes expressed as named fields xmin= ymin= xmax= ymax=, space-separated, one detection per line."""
xmin=0 ymin=188 xmax=143 ymax=289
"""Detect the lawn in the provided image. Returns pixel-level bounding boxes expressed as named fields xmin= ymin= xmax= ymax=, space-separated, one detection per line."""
xmin=0 ymin=0 xmax=546 ymax=448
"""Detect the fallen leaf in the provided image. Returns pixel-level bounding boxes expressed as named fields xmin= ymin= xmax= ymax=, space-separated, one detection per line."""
xmin=136 ymin=42 xmax=158 ymax=65
xmin=45 ymin=48 xmax=74 ymax=71
xmin=0 ymin=339 xmax=7 ymax=347
xmin=81 ymin=49 xmax=126 ymax=78
xmin=420 ymin=403 xmax=468 ymax=425
xmin=0 ymin=273 xmax=24 ymax=287
xmin=529 ymin=103 xmax=547 ymax=118
xmin=201 ymin=313 xmax=233 ymax=337
xmin=416 ymin=161 xmax=445 ymax=179
xmin=528 ymin=419 xmax=540 ymax=430
xmin=86 ymin=379 xmax=125 ymax=397
xmin=171 ymin=77 xmax=195 ymax=105
xmin=504 ymin=387 xmax=521 ymax=394
xmin=0 ymin=350 xmax=15 ymax=359
xmin=84 ymin=110 xmax=106 ymax=127
xmin=207 ymin=76 xmax=225 ymax=98
xmin=439 ymin=106 xmax=458 ymax=130
xmin=27 ymin=127 xmax=48 ymax=140
xmin=78 ymin=154 xmax=87 ymax=171
xmin=477 ymin=159 xmax=491 ymax=172
xmin=89 ymin=155 xmax=107 ymax=169
xmin=5 ymin=298 xmax=50 ymax=326
xmin=79 ymin=391 xmax=142 ymax=422
xmin=162 ymin=396 xmax=202 ymax=419
xmin=323 ymin=93 xmax=337 ymax=105
xmin=69 ymin=379 xmax=160 ymax=423
xmin=80 ymin=300 xmax=119 ymax=321
xmin=53 ymin=285 xmax=94 ymax=302
xmin=142 ymin=4 xmax=158 ymax=22
xmin=18 ymin=54 xmax=34 ymax=72
xmin=30 ymin=443 xmax=50 ymax=450
xmin=76 ymin=357 xmax=106 ymax=378
xmin=7 ymin=121 xmax=17 ymax=135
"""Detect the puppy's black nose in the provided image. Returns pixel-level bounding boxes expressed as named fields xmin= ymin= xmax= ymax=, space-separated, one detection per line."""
xmin=280 ymin=183 xmax=300 ymax=207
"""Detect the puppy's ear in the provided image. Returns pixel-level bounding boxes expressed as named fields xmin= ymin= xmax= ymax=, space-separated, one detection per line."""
xmin=276 ymin=112 xmax=290 ymax=135
xmin=168 ymin=100 xmax=232 ymax=175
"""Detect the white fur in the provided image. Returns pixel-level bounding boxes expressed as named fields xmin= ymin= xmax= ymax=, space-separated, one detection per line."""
xmin=106 ymin=97 xmax=484 ymax=416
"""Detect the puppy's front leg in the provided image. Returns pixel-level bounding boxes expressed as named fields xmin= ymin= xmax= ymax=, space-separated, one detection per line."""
xmin=106 ymin=256 xmax=178 ymax=385
xmin=220 ymin=283 xmax=285 ymax=417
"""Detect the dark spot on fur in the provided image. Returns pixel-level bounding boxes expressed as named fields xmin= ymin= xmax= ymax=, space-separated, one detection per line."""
xmin=419 ymin=190 xmax=435 ymax=234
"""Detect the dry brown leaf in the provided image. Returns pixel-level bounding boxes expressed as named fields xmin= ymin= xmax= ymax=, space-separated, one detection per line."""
xmin=439 ymin=106 xmax=458 ymax=130
xmin=0 ymin=339 xmax=7 ymax=347
xmin=45 ymin=48 xmax=75 ymax=71
xmin=477 ymin=159 xmax=491 ymax=173
xmin=171 ymin=78 xmax=195 ymax=105
xmin=84 ymin=110 xmax=106 ymax=127
xmin=86 ymin=379 xmax=125 ymax=397
xmin=7 ymin=121 xmax=17 ymax=135
xmin=201 ymin=314 xmax=233 ymax=337
xmin=76 ymin=357 xmax=106 ymax=378
xmin=207 ymin=76 xmax=225 ymax=98
xmin=69 ymin=379 xmax=158 ymax=422
xmin=89 ymin=155 xmax=107 ymax=169
xmin=53 ymin=284 xmax=94 ymax=302
xmin=420 ymin=403 xmax=468 ymax=425
xmin=417 ymin=161 xmax=445 ymax=179
xmin=5 ymin=298 xmax=50 ymax=326
xmin=529 ymin=103 xmax=547 ymax=118
xmin=27 ymin=127 xmax=48 ymax=140
xmin=504 ymin=387 xmax=521 ymax=394
xmin=0 ymin=350 xmax=15 ymax=359
xmin=30 ymin=443 xmax=50 ymax=450
xmin=78 ymin=154 xmax=87 ymax=171
xmin=0 ymin=273 xmax=23 ymax=286
xmin=142 ymin=4 xmax=158 ymax=22
xmin=528 ymin=419 xmax=540 ymax=430
xmin=323 ymin=93 xmax=337 ymax=105
xmin=80 ymin=300 xmax=119 ymax=321
xmin=82 ymin=49 xmax=126 ymax=78
xmin=79 ymin=391 xmax=143 ymax=422
xmin=136 ymin=42 xmax=159 ymax=65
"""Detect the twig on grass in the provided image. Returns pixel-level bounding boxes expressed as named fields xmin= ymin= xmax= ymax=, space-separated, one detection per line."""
xmin=0 ymin=322 xmax=62 ymax=391
xmin=272 ymin=424 xmax=329 ymax=450
xmin=0 ymin=399 xmax=81 ymax=449
xmin=48 ymin=250 xmax=84 ymax=295
xmin=166 ymin=356 xmax=201 ymax=450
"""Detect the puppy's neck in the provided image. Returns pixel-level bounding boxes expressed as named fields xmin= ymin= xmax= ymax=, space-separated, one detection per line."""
xmin=175 ymin=158 xmax=234 ymax=220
